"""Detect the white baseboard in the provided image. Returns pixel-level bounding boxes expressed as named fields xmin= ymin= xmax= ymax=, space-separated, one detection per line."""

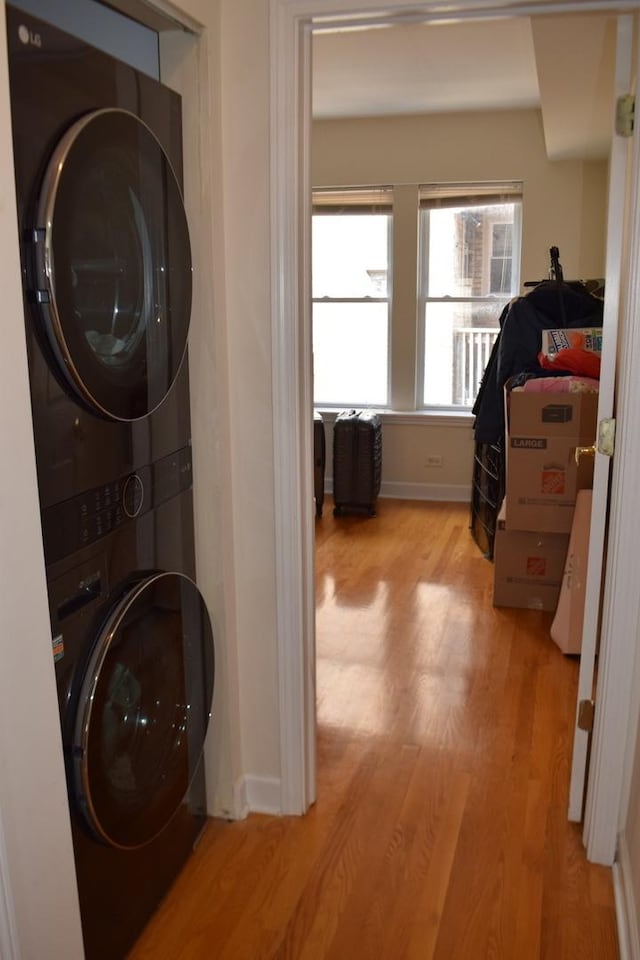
xmin=380 ymin=481 xmax=471 ymax=502
xmin=232 ymin=777 xmax=249 ymax=820
xmin=615 ymin=835 xmax=640 ymax=960
xmin=233 ymin=775 xmax=282 ymax=818
xmin=324 ymin=480 xmax=471 ymax=503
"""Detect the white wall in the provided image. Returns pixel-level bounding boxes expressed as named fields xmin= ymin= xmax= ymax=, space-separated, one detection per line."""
xmin=215 ymin=0 xmax=281 ymax=811
xmin=159 ymin=15 xmax=243 ymax=821
xmin=312 ymin=109 xmax=608 ymax=495
xmin=320 ymin=411 xmax=474 ymax=502
xmin=312 ymin=110 xmax=608 ymax=283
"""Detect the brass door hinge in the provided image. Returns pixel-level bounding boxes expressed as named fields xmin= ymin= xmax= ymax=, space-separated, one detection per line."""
xmin=578 ymin=699 xmax=595 ymax=733
xmin=616 ymin=95 xmax=635 ymax=137
xmin=598 ymin=418 xmax=616 ymax=457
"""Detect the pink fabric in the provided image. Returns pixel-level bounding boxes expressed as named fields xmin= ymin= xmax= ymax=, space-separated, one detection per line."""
xmin=522 ymin=376 xmax=600 ymax=394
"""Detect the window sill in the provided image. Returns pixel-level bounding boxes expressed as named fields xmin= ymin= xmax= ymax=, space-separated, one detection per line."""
xmin=314 ymin=407 xmax=474 ymax=428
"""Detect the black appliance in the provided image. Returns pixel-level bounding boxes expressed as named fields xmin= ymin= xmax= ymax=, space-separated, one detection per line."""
xmin=7 ymin=3 xmax=193 ymax=511
xmin=47 ymin=450 xmax=214 ymax=960
xmin=6 ymin=7 xmax=215 ymax=958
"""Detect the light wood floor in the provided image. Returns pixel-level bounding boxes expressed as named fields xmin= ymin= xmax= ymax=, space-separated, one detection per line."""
xmin=129 ymin=498 xmax=618 ymax=960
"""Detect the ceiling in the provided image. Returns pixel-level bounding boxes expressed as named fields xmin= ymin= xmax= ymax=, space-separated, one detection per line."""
xmin=312 ymin=13 xmax=619 ymax=160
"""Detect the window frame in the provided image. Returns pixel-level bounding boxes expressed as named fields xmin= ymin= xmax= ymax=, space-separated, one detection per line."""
xmin=416 ymin=183 xmax=523 ymax=412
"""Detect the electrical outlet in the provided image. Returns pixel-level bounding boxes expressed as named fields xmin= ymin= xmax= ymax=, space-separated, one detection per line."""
xmin=426 ymin=455 xmax=443 ymax=468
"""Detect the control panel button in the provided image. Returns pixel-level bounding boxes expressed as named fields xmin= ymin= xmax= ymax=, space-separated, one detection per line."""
xmin=123 ymin=474 xmax=144 ymax=518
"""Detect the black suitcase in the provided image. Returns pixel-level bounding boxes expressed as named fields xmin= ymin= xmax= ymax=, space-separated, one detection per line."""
xmin=333 ymin=410 xmax=382 ymax=516
xmin=313 ymin=411 xmax=326 ymax=518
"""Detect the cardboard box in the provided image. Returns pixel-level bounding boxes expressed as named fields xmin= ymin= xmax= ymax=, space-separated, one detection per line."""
xmin=504 ymin=385 xmax=598 ymax=533
xmin=550 ymin=489 xmax=592 ymax=654
xmin=540 ymin=327 xmax=603 ymax=358
xmin=493 ymin=504 xmax=569 ymax=611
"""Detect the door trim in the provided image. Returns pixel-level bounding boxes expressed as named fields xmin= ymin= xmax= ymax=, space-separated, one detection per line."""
xmin=583 ymin=39 xmax=640 ymax=861
xmin=271 ymin=0 xmax=640 ymax=849
xmin=0 ymin=810 xmax=18 ymax=960
xmin=270 ymin=2 xmax=316 ymax=814
xmin=568 ymin=12 xmax=633 ymax=826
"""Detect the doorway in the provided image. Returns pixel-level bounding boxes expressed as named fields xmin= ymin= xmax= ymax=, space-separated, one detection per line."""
xmin=271 ymin=0 xmax=640 ymax=870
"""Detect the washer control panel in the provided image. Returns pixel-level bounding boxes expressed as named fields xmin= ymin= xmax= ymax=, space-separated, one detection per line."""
xmin=42 ymin=445 xmax=192 ymax=564
xmin=75 ymin=468 xmax=148 ymax=547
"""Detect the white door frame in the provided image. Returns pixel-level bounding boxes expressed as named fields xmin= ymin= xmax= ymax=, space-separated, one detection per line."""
xmin=583 ymin=40 xmax=640 ymax=862
xmin=271 ymin=0 xmax=640 ymax=859
xmin=568 ymin=12 xmax=634 ymax=826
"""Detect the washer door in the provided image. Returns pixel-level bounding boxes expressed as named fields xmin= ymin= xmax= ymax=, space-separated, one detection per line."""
xmin=73 ymin=572 xmax=214 ymax=850
xmin=33 ymin=108 xmax=192 ymax=421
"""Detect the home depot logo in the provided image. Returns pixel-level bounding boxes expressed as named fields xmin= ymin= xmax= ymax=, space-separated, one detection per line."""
xmin=541 ymin=465 xmax=566 ymax=495
xmin=511 ymin=437 xmax=547 ymax=449
xmin=526 ymin=556 xmax=547 ymax=577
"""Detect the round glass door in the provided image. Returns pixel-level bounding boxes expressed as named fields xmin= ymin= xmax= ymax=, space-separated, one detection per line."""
xmin=73 ymin=572 xmax=214 ymax=849
xmin=34 ymin=109 xmax=192 ymax=421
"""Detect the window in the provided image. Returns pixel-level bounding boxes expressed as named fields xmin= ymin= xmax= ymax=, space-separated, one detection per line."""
xmin=311 ymin=182 xmax=522 ymax=416
xmin=418 ymin=182 xmax=522 ymax=410
xmin=312 ymin=188 xmax=392 ymax=407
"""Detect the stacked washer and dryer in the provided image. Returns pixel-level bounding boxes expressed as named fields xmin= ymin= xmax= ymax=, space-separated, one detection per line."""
xmin=6 ymin=6 xmax=215 ymax=959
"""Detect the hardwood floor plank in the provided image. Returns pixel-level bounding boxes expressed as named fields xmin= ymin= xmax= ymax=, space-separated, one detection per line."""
xmin=129 ymin=498 xmax=618 ymax=960
xmin=272 ymin=743 xmax=420 ymax=960
xmin=394 ymin=760 xmax=471 ymax=960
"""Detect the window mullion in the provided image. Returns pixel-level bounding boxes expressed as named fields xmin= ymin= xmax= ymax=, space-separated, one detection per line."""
xmin=312 ymin=297 xmax=389 ymax=304
xmin=415 ymin=209 xmax=429 ymax=409
xmin=425 ymin=296 xmax=509 ymax=304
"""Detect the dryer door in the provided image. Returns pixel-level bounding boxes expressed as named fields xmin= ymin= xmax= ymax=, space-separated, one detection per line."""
xmin=73 ymin=572 xmax=214 ymax=850
xmin=33 ymin=108 xmax=192 ymax=421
